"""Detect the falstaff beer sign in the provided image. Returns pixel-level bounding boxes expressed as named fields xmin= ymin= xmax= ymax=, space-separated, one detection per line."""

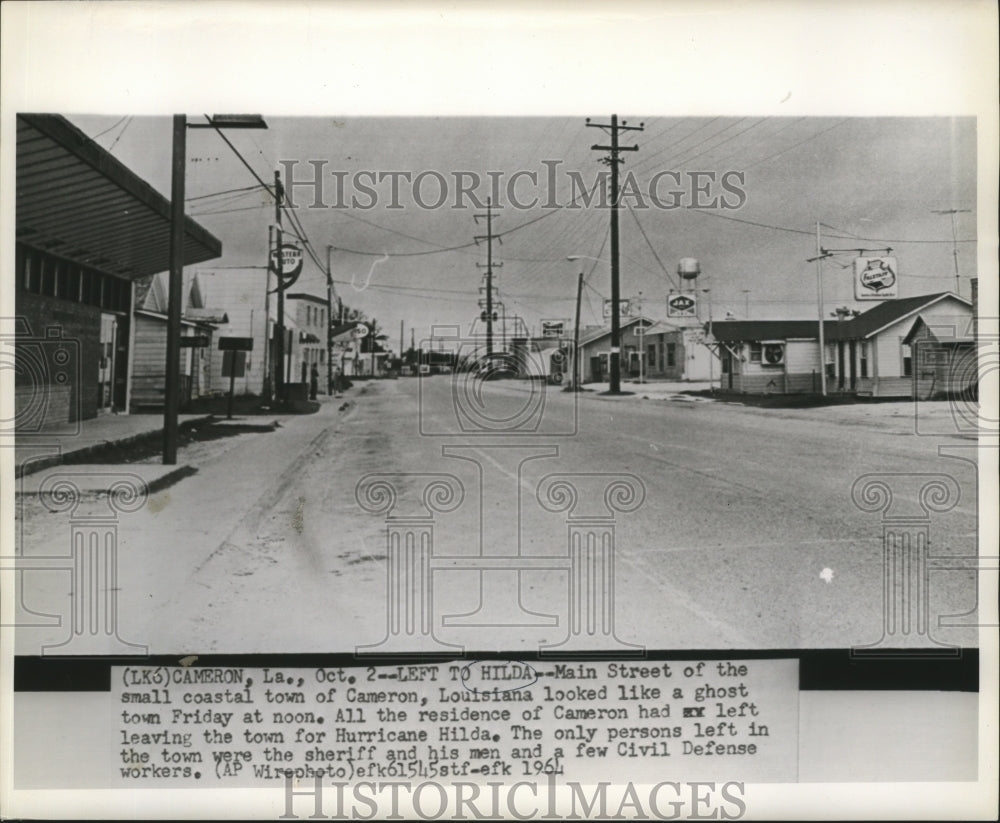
xmin=854 ymin=256 xmax=898 ymax=300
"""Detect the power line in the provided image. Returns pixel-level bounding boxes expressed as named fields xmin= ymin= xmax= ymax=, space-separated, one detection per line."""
xmin=90 ymin=116 xmax=128 ymax=141
xmin=107 ymin=117 xmax=133 ymax=152
xmin=626 ymin=203 xmax=680 ymax=290
xmin=186 ymin=184 xmax=261 ymax=202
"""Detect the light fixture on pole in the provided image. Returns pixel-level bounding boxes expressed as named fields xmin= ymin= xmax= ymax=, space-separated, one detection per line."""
xmin=164 ymin=114 xmax=267 ymax=465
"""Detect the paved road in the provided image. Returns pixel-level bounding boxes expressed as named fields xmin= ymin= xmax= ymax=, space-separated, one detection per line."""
xmin=14 ymin=378 xmax=979 ymax=655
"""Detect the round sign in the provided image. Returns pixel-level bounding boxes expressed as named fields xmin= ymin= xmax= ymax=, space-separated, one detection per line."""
xmin=270 ymin=244 xmax=304 ymax=280
xmin=352 ymin=324 xmax=369 ymax=338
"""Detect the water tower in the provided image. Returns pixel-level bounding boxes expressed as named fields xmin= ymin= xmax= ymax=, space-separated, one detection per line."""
xmin=677 ymin=257 xmax=700 ymax=282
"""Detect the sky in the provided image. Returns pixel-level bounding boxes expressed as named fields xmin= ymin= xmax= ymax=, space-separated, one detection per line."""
xmin=69 ymin=114 xmax=977 ymax=345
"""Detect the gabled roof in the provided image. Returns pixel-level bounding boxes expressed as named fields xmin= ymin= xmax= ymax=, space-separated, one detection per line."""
xmin=579 ymin=315 xmax=656 ymax=346
xmin=903 ymin=314 xmax=976 ymax=345
xmin=841 ymin=292 xmax=970 ymax=339
xmin=708 ymin=293 xmax=972 ymax=343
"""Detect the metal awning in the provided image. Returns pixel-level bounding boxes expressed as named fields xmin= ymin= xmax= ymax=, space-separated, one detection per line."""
xmin=16 ymin=114 xmax=222 ymax=280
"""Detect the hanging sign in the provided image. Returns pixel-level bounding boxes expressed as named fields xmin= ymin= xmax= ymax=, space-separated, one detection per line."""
xmin=854 ymin=257 xmax=898 ymax=300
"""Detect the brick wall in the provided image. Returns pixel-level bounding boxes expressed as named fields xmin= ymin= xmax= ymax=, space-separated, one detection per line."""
xmin=14 ymin=290 xmax=100 ymax=426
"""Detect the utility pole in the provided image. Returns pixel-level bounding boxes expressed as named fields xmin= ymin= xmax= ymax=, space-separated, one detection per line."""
xmin=931 ymin=208 xmax=970 ymax=298
xmin=475 ymin=198 xmax=502 ymax=362
xmin=573 ymin=270 xmax=584 ymax=389
xmin=742 ymin=289 xmax=751 ymax=319
xmin=636 ymin=291 xmax=645 ymax=384
xmin=273 ymin=169 xmax=286 ymax=401
xmin=163 ymin=114 xmax=186 ymax=465
xmin=814 ymin=222 xmax=827 ymax=397
xmin=588 ymin=114 xmax=643 ymax=394
xmin=326 ymin=245 xmax=335 ymax=395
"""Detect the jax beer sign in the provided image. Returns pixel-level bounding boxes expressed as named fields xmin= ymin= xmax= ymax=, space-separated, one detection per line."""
xmin=667 ymin=292 xmax=697 ymax=317
xmin=854 ymin=256 xmax=898 ymax=300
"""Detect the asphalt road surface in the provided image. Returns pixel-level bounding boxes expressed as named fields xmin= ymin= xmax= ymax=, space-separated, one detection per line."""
xmin=14 ymin=377 xmax=980 ymax=655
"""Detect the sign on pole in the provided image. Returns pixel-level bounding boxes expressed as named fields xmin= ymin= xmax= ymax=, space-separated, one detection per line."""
xmin=603 ymin=299 xmax=631 ymax=319
xmin=219 ymin=336 xmax=254 ymax=351
xmin=179 ymin=335 xmax=210 ymax=348
xmin=269 ymin=243 xmax=305 ymax=287
xmin=854 ymin=257 xmax=898 ymax=300
xmin=667 ymin=292 xmax=697 ymax=317
xmin=221 ymin=350 xmax=247 ymax=378
xmin=541 ymin=320 xmax=566 ymax=338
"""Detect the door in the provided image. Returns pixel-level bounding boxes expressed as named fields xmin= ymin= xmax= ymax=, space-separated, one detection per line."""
xmin=98 ymin=314 xmax=117 ymax=412
xmin=590 ymin=356 xmax=603 ymax=383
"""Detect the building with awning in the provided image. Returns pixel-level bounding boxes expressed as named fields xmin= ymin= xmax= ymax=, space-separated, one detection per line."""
xmin=14 ymin=114 xmax=222 ymax=430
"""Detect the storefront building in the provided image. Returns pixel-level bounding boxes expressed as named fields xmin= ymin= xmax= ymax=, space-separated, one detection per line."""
xmin=13 ymin=114 xmax=221 ymax=429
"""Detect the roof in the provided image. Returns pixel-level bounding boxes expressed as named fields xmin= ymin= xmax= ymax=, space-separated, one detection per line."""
xmin=185 ymin=308 xmax=230 ymax=325
xmin=643 ymin=320 xmax=685 ymax=336
xmin=710 ymin=319 xmax=840 ymax=342
xmin=903 ymin=314 xmax=976 ymax=345
xmin=579 ymin=316 xmax=656 ymax=346
xmin=16 ymin=114 xmax=222 ymax=280
xmin=709 ymin=293 xmax=972 ymax=343
xmin=286 ymin=292 xmax=327 ymax=305
xmin=839 ymin=292 xmax=969 ymax=339
xmin=331 ymin=321 xmax=362 ymax=339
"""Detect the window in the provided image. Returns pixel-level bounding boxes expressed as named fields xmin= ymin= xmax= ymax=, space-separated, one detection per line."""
xmin=860 ymin=341 xmax=869 ymax=378
xmin=749 ymin=342 xmax=762 ymax=363
xmin=666 ymin=343 xmax=676 ymax=367
xmin=901 ymin=340 xmax=912 ymax=377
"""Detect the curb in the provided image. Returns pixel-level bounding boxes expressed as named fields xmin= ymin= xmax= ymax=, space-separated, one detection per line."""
xmin=16 ymin=464 xmax=200 ymax=498
xmin=15 ymin=415 xmax=215 ymax=479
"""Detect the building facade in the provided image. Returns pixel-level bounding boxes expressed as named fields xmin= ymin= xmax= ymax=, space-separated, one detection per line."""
xmin=709 ymin=292 xmax=973 ymax=396
xmin=286 ymin=293 xmax=328 ymax=389
xmin=13 ymin=114 xmax=220 ymax=430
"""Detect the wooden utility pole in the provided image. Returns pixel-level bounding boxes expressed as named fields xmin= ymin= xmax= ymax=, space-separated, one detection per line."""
xmin=475 ymin=198 xmax=502 ymax=360
xmin=588 ymin=114 xmax=643 ymax=393
xmin=163 ymin=114 xmax=187 ymax=464
xmin=326 ymin=245 xmax=335 ymax=394
xmin=573 ymin=270 xmax=584 ymax=389
xmin=273 ymin=170 xmax=286 ymax=400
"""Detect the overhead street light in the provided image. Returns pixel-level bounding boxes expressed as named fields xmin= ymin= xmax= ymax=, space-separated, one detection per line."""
xmin=164 ymin=113 xmax=268 ymax=465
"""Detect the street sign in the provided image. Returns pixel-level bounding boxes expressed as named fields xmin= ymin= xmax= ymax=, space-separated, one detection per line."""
xmin=218 ymin=336 xmax=254 ymax=351
xmin=854 ymin=256 xmax=898 ymax=300
xmin=221 ymin=350 xmax=247 ymax=378
xmin=541 ymin=320 xmax=566 ymax=338
xmin=179 ymin=335 xmax=209 ymax=348
xmin=269 ymin=243 xmax=304 ymax=284
xmin=351 ymin=324 xmax=369 ymax=338
xmin=667 ymin=292 xmax=697 ymax=317
xmin=603 ymin=299 xmax=631 ymax=319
